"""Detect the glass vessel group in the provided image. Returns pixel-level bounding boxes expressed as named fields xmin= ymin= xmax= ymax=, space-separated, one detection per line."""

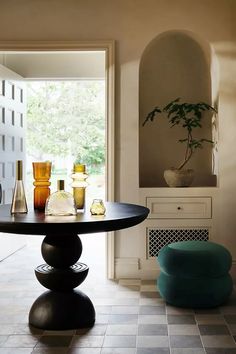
xmin=10 ymin=160 xmax=105 ymax=216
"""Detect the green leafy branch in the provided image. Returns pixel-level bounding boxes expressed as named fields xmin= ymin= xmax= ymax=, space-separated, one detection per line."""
xmin=143 ymin=98 xmax=217 ymax=170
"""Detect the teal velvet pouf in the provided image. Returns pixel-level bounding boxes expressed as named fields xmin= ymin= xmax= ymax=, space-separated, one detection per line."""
xmin=157 ymin=241 xmax=233 ymax=308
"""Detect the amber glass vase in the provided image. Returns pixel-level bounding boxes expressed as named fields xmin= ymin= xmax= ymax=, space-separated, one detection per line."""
xmin=33 ymin=162 xmax=52 ymax=210
xmin=71 ymin=164 xmax=88 ymax=210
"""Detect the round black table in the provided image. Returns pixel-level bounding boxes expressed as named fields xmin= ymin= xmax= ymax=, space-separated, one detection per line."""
xmin=0 ymin=202 xmax=149 ymax=330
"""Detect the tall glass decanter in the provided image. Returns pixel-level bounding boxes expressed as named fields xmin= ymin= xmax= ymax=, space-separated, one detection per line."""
xmin=45 ymin=180 xmax=77 ymax=216
xmin=11 ymin=160 xmax=28 ymax=214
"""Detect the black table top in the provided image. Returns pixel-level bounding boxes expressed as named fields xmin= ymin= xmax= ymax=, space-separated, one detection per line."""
xmin=0 ymin=202 xmax=149 ymax=236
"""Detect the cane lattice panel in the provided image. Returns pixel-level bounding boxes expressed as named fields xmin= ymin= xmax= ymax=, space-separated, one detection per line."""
xmin=147 ymin=228 xmax=209 ymax=258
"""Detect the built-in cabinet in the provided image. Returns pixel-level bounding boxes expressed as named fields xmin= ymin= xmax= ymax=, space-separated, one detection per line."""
xmin=139 ymin=187 xmax=217 ymax=279
xmin=138 ymin=30 xmax=219 ymax=279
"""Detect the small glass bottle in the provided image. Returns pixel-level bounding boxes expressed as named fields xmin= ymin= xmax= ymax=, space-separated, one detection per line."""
xmin=11 ymin=160 xmax=28 ymax=214
xmin=45 ymin=180 xmax=77 ymax=216
xmin=33 ymin=161 xmax=51 ymax=210
xmin=90 ymin=199 xmax=106 ymax=215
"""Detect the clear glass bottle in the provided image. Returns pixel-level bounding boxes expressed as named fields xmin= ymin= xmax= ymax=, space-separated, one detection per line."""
xmin=45 ymin=180 xmax=77 ymax=216
xmin=11 ymin=160 xmax=28 ymax=214
xmin=90 ymin=199 xmax=106 ymax=215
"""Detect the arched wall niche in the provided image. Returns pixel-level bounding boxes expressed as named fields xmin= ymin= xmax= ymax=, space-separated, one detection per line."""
xmin=139 ymin=29 xmax=219 ymax=187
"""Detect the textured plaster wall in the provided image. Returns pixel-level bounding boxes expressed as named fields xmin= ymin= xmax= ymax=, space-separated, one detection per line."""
xmin=0 ymin=0 xmax=236 ymax=262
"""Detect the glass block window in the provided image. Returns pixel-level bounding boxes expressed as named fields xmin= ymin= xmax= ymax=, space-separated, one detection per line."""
xmin=147 ymin=228 xmax=209 ymax=258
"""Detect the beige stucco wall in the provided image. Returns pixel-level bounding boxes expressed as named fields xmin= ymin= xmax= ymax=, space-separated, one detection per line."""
xmin=0 ymin=0 xmax=236 ymax=269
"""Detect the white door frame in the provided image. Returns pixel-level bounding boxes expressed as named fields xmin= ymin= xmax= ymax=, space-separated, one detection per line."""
xmin=0 ymin=40 xmax=116 ymax=279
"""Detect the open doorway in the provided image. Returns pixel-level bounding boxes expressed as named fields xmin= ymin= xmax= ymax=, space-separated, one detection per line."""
xmin=0 ymin=42 xmax=115 ymax=278
xmin=26 ymin=80 xmax=106 ymax=203
xmin=26 ymin=79 xmax=106 ymax=274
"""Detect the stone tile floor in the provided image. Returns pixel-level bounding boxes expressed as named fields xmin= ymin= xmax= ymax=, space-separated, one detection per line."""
xmin=0 ymin=236 xmax=235 ymax=354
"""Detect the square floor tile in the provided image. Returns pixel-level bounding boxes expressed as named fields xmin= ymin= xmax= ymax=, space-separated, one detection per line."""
xmin=170 ymin=335 xmax=203 ymax=348
xmin=35 ymin=335 xmax=73 ymax=348
xmin=95 ymin=314 xmax=109 ymax=325
xmin=137 ymin=335 xmax=169 ymax=348
xmin=71 ymin=335 xmax=104 ymax=348
xmin=138 ymin=315 xmax=167 ymax=324
xmin=139 ymin=298 xmax=165 ymax=306
xmin=140 ymin=292 xmax=161 ymax=299
xmin=101 ymin=348 xmax=136 ymax=354
xmin=137 ymin=349 xmax=170 ymax=354
xmin=194 ymin=308 xmax=221 ymax=314
xmin=195 ymin=315 xmax=226 ymax=324
xmin=198 ymin=324 xmax=230 ymax=335
xmin=205 ymin=349 xmax=236 ymax=353
xmin=139 ymin=306 xmax=166 ymax=315
xmin=108 ymin=315 xmax=138 ymax=324
xmin=115 ymin=291 xmax=140 ymax=299
xmin=96 ymin=306 xmax=112 ymax=315
xmin=76 ymin=325 xmax=107 ymax=336
xmin=141 ymin=280 xmax=156 ymax=285
xmin=106 ymin=324 xmax=137 ymax=336
xmin=0 ymin=350 xmax=33 ymax=354
xmin=111 ymin=306 xmax=139 ymax=314
xmin=119 ymin=279 xmax=141 ymax=286
xmin=229 ymin=325 xmax=236 ymax=335
xmin=114 ymin=299 xmax=140 ymax=306
xmin=103 ymin=335 xmax=136 ymax=348
xmin=167 ymin=315 xmax=196 ymax=325
xmin=171 ymin=350 xmax=205 ymax=354
xmin=168 ymin=325 xmax=199 ymax=335
xmin=3 ymin=335 xmax=40 ymax=348
xmin=166 ymin=306 xmax=194 ymax=315
xmin=201 ymin=335 xmax=236 ymax=348
xmin=225 ymin=315 xmax=236 ymax=324
xmin=119 ymin=285 xmax=141 ymax=292
xmin=138 ymin=324 xmax=168 ymax=336
xmin=0 ymin=336 xmax=8 ymax=346
xmin=33 ymin=349 xmax=68 ymax=354
xmin=68 ymin=349 xmax=101 ymax=354
xmin=140 ymin=285 xmax=157 ymax=292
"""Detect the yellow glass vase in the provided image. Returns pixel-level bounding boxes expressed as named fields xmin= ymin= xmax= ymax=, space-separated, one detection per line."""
xmin=71 ymin=164 xmax=88 ymax=210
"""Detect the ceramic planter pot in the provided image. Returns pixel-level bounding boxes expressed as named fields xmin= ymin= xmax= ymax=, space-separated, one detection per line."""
xmin=164 ymin=168 xmax=194 ymax=187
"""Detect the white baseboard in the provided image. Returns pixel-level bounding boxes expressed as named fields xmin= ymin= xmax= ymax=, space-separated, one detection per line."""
xmin=114 ymin=257 xmax=236 ymax=282
xmin=115 ymin=257 xmax=140 ymax=279
xmin=115 ymin=257 xmax=160 ymax=280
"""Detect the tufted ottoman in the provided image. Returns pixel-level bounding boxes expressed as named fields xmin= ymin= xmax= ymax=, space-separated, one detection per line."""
xmin=157 ymin=240 xmax=233 ymax=308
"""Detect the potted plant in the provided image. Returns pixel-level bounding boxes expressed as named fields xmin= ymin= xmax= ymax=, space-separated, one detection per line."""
xmin=143 ymin=98 xmax=217 ymax=187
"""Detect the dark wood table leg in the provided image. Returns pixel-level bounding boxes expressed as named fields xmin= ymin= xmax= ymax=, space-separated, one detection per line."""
xmin=29 ymin=233 xmax=95 ymax=330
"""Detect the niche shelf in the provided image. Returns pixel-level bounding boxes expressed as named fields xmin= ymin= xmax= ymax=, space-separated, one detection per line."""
xmin=139 ymin=30 xmax=219 ymax=188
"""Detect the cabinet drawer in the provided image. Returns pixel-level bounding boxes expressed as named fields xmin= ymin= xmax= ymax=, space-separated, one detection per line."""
xmin=147 ymin=197 xmax=212 ymax=219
